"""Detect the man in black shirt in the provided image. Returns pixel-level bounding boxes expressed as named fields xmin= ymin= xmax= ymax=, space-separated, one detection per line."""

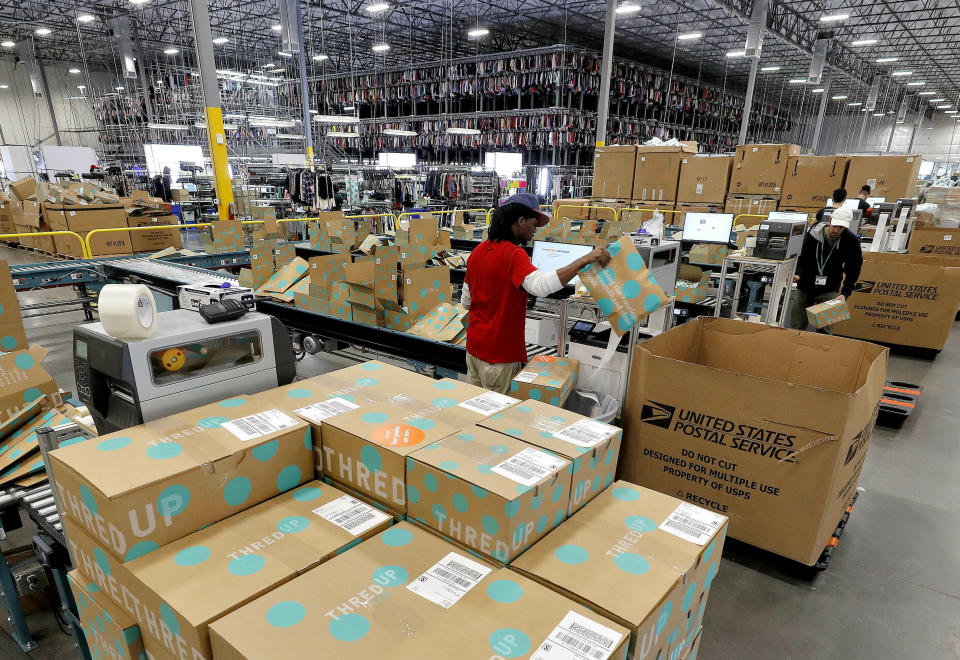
xmin=815 ymin=187 xmax=847 ymax=224
xmin=790 ymin=207 xmax=863 ymax=331
xmin=856 ymin=185 xmax=872 ymax=213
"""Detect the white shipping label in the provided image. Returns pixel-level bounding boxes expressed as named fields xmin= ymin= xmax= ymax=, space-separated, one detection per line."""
xmin=532 ymin=611 xmax=624 ymax=660
xmin=313 ymin=495 xmax=390 ymax=535
xmin=513 ymin=371 xmax=538 ymax=383
xmin=406 ymin=552 xmax=491 ymax=608
xmin=553 ymin=418 xmax=618 ymax=448
xmin=294 ymin=397 xmax=360 ymax=424
xmin=221 ymin=409 xmax=298 ymax=441
xmin=458 ymin=391 xmax=519 ymax=415
xmin=945 ymin=235 xmax=952 ymax=241
xmin=492 ymin=447 xmax=566 ymax=486
xmin=659 ymin=502 xmax=725 ymax=545
xmin=695 ymin=183 xmax=703 ymax=195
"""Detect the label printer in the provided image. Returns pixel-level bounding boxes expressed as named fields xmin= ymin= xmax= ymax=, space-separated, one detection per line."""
xmin=754 ymin=212 xmax=808 ymax=260
xmin=74 ymin=310 xmax=295 ymax=434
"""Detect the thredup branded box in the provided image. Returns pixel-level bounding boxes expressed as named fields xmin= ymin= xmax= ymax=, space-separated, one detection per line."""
xmin=67 ymin=569 xmax=145 ymax=660
xmin=121 ymin=480 xmax=390 ymax=659
xmin=208 ymin=521 xmax=629 ymax=659
xmin=49 ymin=391 xmax=313 ymax=561
xmin=619 ymin=318 xmax=886 ymax=565
xmin=513 ymin=482 xmax=726 ymax=660
xmin=406 ymin=425 xmax=571 ymax=563
xmin=478 ymin=399 xmax=620 ymax=514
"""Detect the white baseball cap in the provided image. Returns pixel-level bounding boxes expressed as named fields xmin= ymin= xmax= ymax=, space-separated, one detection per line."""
xmin=829 ymin=206 xmax=853 ymax=229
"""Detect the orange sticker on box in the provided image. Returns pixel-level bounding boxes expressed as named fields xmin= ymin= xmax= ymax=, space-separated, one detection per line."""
xmin=370 ymin=424 xmax=427 ymax=447
xmin=532 ymin=355 xmax=556 ymax=363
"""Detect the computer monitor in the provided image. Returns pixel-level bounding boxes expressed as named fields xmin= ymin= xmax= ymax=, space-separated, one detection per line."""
xmin=681 ymin=213 xmax=735 ymax=244
xmin=866 ymin=196 xmax=885 ymax=206
xmin=842 ymin=198 xmax=861 ymax=210
xmin=767 ymin=211 xmax=809 ymax=223
xmin=532 ymin=241 xmax=595 ymax=287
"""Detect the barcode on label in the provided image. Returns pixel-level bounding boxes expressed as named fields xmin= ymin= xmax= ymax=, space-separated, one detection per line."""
xmin=513 ymin=371 xmax=538 ymax=383
xmin=659 ymin=502 xmax=725 ymax=545
xmin=553 ymin=419 xmax=617 ymax=448
xmin=221 ymin=409 xmax=298 ymax=441
xmin=313 ymin=495 xmax=390 ymax=536
xmin=406 ymin=552 xmax=492 ymax=609
xmin=295 ymin=396 xmax=359 ymax=423
xmin=445 ymin=559 xmax=483 ymax=581
xmin=491 ymin=447 xmax=566 ymax=487
xmin=532 ymin=611 xmax=622 ymax=660
xmin=458 ymin=391 xmax=518 ymax=415
xmin=431 ymin=566 xmax=474 ymax=589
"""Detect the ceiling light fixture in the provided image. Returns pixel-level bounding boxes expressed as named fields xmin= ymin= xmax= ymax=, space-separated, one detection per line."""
xmin=115 ymin=86 xmax=124 ymax=91
xmin=812 ymin=88 xmax=824 ymax=93
xmin=277 ymin=51 xmax=293 ymax=57
xmin=372 ymin=43 xmax=390 ymax=52
xmin=267 ymin=69 xmax=285 ymax=75
xmin=313 ymin=114 xmax=360 ymax=124
xmin=831 ymin=95 xmax=848 ymax=100
xmin=789 ymin=78 xmax=806 ymax=84
xmin=725 ymin=50 xmax=745 ymax=58
xmin=249 ymin=118 xmax=296 ymax=127
xmin=875 ymin=57 xmax=898 ymax=63
xmin=193 ymin=122 xmax=239 ymax=130
xmin=847 ymin=102 xmax=862 ymax=106
xmin=270 ymin=24 xmax=282 ymax=31
xmin=147 ymin=122 xmax=190 ymax=130
xmin=366 ymin=2 xmax=389 ymax=12
xmin=760 ymin=66 xmax=780 ymax=72
xmin=77 ymin=85 xmax=86 ymax=90
xmin=678 ymin=32 xmax=701 ymax=41
xmin=918 ymin=91 xmax=937 ymax=96
xmin=77 ymin=14 xmax=96 ymax=23
xmin=850 ymin=39 xmax=877 ymax=46
xmin=906 ymin=81 xmax=925 ymax=86
xmin=312 ymin=54 xmax=329 ymax=61
xmin=129 ymin=0 xmax=149 ymax=5
xmin=467 ymin=28 xmax=490 ymax=37
xmin=164 ymin=48 xmax=179 ymax=55
xmin=929 ymin=98 xmax=946 ymax=102
xmin=0 ymin=84 xmax=8 ymax=89
xmin=343 ymin=105 xmax=355 ymax=111
xmin=0 ymin=41 xmax=14 ymax=48
xmin=34 ymin=28 xmax=51 ymax=36
xmin=946 ymin=110 xmax=959 ymax=114
xmin=891 ymin=71 xmax=912 ymax=77
xmin=69 ymin=68 xmax=81 ymax=74
xmin=446 ymin=127 xmax=481 ymax=135
xmin=615 ymin=3 xmax=641 ymax=15
xmin=327 ymin=131 xmax=359 ymax=138
xmin=820 ymin=13 xmax=850 ymax=22
xmin=936 ymin=104 xmax=951 ymax=108
xmin=872 ymin=112 xmax=884 ymax=116
xmin=383 ymin=128 xmax=418 ymax=136
xmin=213 ymin=37 xmax=228 ymax=45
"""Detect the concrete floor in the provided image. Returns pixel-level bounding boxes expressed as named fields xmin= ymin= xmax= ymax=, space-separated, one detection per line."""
xmin=1 ymin=244 xmax=959 ymax=659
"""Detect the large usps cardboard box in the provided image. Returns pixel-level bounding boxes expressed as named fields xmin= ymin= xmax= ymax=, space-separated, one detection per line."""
xmin=478 ymin=399 xmax=620 ymax=515
xmin=907 ymin=226 xmax=960 ymax=258
xmin=619 ymin=317 xmax=887 ymax=565
xmin=513 ymin=482 xmax=726 ymax=660
xmin=833 ymin=253 xmax=960 ymax=351
xmin=49 ymin=391 xmax=313 ymax=561
xmin=123 ymin=480 xmax=391 ymax=659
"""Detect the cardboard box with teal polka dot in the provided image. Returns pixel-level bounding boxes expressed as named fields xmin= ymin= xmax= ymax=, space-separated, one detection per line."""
xmin=328 ymin=282 xmax=353 ymax=321
xmin=0 ymin=344 xmax=58 ymax=422
xmin=0 ymin=260 xmax=27 ymax=353
xmin=509 ymin=355 xmax=579 ymax=407
xmin=579 ymin=235 xmax=671 ymax=337
xmin=48 ymin=390 xmax=314 ymax=566
xmin=120 ymin=479 xmax=392 ymax=660
xmin=67 ymin=569 xmax=145 ymax=660
xmin=512 ymin=481 xmax=727 ymax=660
xmin=805 ymin=298 xmax=851 ymax=329
xmin=479 ymin=399 xmax=621 ymax=515
xmin=405 ymin=425 xmax=572 ymax=563
xmin=319 ymin=401 xmax=461 ymax=514
xmin=687 ymin=243 xmax=728 ymax=266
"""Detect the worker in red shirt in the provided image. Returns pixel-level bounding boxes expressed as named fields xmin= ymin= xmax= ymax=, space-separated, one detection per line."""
xmin=462 ymin=194 xmax=609 ymax=393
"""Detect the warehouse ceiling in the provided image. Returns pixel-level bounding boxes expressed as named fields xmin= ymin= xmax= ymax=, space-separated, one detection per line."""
xmin=2 ymin=0 xmax=959 ymax=117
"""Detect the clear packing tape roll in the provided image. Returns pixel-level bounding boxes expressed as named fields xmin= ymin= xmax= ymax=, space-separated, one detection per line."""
xmin=98 ymin=284 xmax=157 ymax=341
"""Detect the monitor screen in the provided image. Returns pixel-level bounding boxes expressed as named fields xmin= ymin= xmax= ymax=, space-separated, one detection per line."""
xmin=767 ymin=212 xmax=808 ymax=224
xmin=866 ymin=196 xmax=885 ymax=205
xmin=842 ymin=198 xmax=861 ymax=210
xmin=531 ymin=241 xmax=595 ymax=287
xmin=681 ymin=213 xmax=735 ymax=244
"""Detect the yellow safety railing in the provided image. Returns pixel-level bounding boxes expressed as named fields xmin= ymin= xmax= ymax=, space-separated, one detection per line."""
xmin=84 ymin=223 xmax=209 ymax=257
xmin=397 ymin=209 xmax=489 ymax=229
xmin=617 ymin=207 xmax=684 ymax=222
xmin=0 ymin=231 xmax=90 ymax=259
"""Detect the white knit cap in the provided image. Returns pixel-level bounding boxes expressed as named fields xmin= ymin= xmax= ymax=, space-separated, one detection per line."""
xmin=830 ymin=206 xmax=853 ymax=229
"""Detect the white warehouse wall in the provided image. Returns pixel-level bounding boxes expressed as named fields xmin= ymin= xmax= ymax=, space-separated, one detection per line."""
xmin=810 ymin=110 xmax=960 ymax=162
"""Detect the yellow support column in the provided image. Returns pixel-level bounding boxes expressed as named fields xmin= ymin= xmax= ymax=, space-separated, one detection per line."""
xmin=204 ymin=106 xmax=233 ymax=220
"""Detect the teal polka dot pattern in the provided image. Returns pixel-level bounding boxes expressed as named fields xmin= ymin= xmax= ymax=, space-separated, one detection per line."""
xmin=612 ymin=487 xmax=640 ymax=501
xmin=423 ymin=473 xmax=439 ymax=492
xmin=80 ymin=485 xmax=98 ymax=515
xmin=432 ymin=503 xmax=447 ymax=522
xmin=487 ymin=579 xmax=524 ymax=603
xmin=382 ymin=527 xmax=413 ymax=546
xmin=277 ymin=516 xmax=310 ymax=533
xmin=372 ymin=565 xmax=408 ymax=588
xmin=217 ymin=397 xmax=246 ymax=407
xmin=160 ymin=604 xmax=180 ymax=636
xmin=285 ymin=388 xmax=312 ymax=398
xmin=481 ymin=514 xmax=499 ymax=535
xmin=361 ymin=412 xmax=389 ymax=424
xmin=489 ymin=628 xmax=531 ymax=657
xmin=471 ymin=484 xmax=488 ymax=498
xmin=433 ymin=381 xmax=456 ymax=390
xmin=607 ymin=241 xmax=622 ymax=256
xmin=618 ymin=313 xmax=638 ymax=332
xmin=535 ymin=515 xmax=548 ymax=533
xmin=477 ymin=464 xmax=494 ymax=474
xmin=14 ymin=354 xmax=35 ymax=370
xmin=224 ymin=477 xmax=252 ymax=506
xmin=22 ymin=387 xmax=42 ymax=402
xmin=505 ymin=428 xmax=524 ymax=437
xmin=303 ymin=428 xmax=312 ymax=450
xmin=504 ymin=500 xmax=520 ymax=518
xmin=431 ymin=397 xmax=457 ymax=408
xmin=97 ymin=436 xmax=132 ymax=451
xmin=174 ymin=546 xmax=211 ymax=567
xmin=330 ymin=613 xmax=370 ymax=642
xmin=361 ymin=446 xmax=383 ymax=473
xmin=530 ymin=493 xmax=542 ymax=511
xmin=656 ymin=602 xmax=672 ymax=634
xmin=198 ymin=416 xmax=229 ymax=428
xmin=626 ymin=251 xmax=646 ymax=270
xmin=622 ymin=280 xmax=642 ymax=299
xmin=614 ymin=552 xmax=651 ymax=574
xmin=157 ymin=485 xmax=190 ymax=517
xmin=94 ymin=548 xmax=111 ymax=576
xmin=438 ymin=460 xmax=459 ymax=472
xmin=276 ymin=465 xmax=301 ymax=492
xmin=252 ymin=439 xmax=280 ymax=461
xmin=124 ymin=541 xmax=158 ymax=562
xmin=146 ymin=442 xmax=181 ymax=460
xmin=514 ymin=484 xmax=532 ymax=495
xmin=491 ymin=444 xmax=510 ymax=454
xmin=529 ymin=388 xmax=542 ymax=400
xmin=555 ymin=544 xmax=589 ymax=565
xmin=266 ymin=601 xmax=306 ymax=628
xmin=228 ymin=554 xmax=265 ymax=576
xmin=408 ymin=417 xmax=435 ymax=431
xmin=452 ymin=492 xmax=469 ymax=512
xmin=0 ymin=336 xmax=16 ymax=350
xmin=553 ymin=508 xmax=565 ymax=527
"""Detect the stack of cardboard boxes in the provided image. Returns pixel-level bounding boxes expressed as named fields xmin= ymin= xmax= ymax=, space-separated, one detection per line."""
xmin=49 ymin=358 xmax=725 ymax=659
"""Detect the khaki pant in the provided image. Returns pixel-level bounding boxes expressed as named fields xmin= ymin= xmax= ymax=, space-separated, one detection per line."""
xmin=466 ymin=353 xmax=522 ymax=394
xmin=790 ymin=289 xmax=841 ymax=332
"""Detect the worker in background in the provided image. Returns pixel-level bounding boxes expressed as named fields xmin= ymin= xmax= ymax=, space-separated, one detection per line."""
xmin=790 ymin=206 xmax=863 ymax=332
xmin=815 ymin=187 xmax=847 ymax=224
xmin=856 ymin=185 xmax=872 ymax=212
xmin=462 ymin=193 xmax=610 ymax=393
